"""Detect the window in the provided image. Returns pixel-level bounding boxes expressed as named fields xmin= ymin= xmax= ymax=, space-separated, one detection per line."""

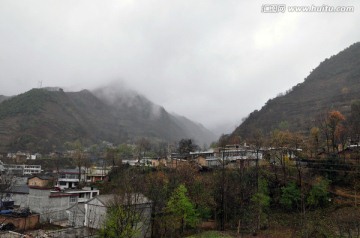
xmin=70 ymin=196 xmax=77 ymax=203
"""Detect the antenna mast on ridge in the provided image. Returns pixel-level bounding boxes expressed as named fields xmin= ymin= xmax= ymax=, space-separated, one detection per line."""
xmin=38 ymin=81 xmax=42 ymax=88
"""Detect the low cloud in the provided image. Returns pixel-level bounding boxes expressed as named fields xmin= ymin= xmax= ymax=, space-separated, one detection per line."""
xmin=1 ymin=0 xmax=360 ymax=134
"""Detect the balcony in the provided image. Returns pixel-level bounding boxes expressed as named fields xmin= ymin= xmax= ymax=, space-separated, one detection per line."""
xmin=58 ymin=178 xmax=79 ymax=182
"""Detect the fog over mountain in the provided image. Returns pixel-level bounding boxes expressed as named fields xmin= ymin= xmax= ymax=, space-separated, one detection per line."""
xmin=1 ymin=1 xmax=360 ymax=135
xmin=0 ymin=84 xmax=216 ymax=152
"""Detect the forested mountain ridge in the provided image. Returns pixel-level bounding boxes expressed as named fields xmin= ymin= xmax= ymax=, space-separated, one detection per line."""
xmin=0 ymin=95 xmax=10 ymax=103
xmin=232 ymin=42 xmax=360 ymax=138
xmin=0 ymin=87 xmax=216 ymax=152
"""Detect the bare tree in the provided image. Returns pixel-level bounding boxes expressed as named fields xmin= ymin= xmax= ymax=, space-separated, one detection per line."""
xmin=65 ymin=140 xmax=89 ymax=186
xmin=249 ymin=129 xmax=264 ymax=191
xmin=0 ymin=169 xmax=15 ymax=203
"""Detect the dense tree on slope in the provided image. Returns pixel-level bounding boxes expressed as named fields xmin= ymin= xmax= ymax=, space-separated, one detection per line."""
xmin=327 ymin=111 xmax=346 ymax=153
xmin=350 ymin=100 xmax=360 ymax=143
xmin=64 ymin=140 xmax=89 ymax=186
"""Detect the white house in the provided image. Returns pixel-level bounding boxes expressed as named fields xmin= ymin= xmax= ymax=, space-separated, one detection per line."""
xmin=84 ymin=194 xmax=152 ymax=237
xmin=55 ymin=168 xmax=86 ymax=190
xmin=86 ymin=166 xmax=111 ymax=183
xmin=2 ymin=162 xmax=42 ymax=175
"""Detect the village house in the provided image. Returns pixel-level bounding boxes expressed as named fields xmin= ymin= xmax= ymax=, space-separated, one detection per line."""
xmin=14 ymin=152 xmax=29 ymax=162
xmin=11 ymin=184 xmax=29 ymax=207
xmin=190 ymin=150 xmax=215 ymax=159
xmin=190 ymin=146 xmax=264 ymax=168
xmin=122 ymin=159 xmax=138 ymax=166
xmin=137 ymin=158 xmax=167 ymax=167
xmin=83 ymin=194 xmax=152 ymax=238
xmin=86 ymin=166 xmax=111 ymax=183
xmin=9 ymin=174 xmax=100 ymax=224
xmin=205 ymin=157 xmax=222 ymax=167
xmin=10 ymin=175 xmax=54 ymax=208
xmin=28 ymin=175 xmax=54 ymax=187
xmin=27 ymin=186 xmax=78 ymax=223
xmin=168 ymin=158 xmax=189 ymax=168
xmin=29 ymin=173 xmax=99 ymax=203
xmin=1 ymin=161 xmax=42 ymax=175
xmin=55 ymin=168 xmax=86 ymax=190
xmin=63 ymin=187 xmax=99 ymax=203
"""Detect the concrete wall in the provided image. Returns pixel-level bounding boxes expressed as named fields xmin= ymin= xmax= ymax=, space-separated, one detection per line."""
xmin=11 ymin=193 xmax=28 ymax=207
xmin=28 ymin=188 xmax=75 ymax=223
xmin=67 ymin=204 xmax=85 ymax=227
xmin=84 ymin=198 xmax=107 ymax=229
xmin=28 ymin=177 xmax=51 ymax=187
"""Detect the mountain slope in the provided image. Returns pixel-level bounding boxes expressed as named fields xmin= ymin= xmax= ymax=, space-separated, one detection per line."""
xmin=93 ymin=86 xmax=216 ymax=145
xmin=0 ymin=95 xmax=10 ymax=103
xmin=232 ymin=42 xmax=360 ymax=138
xmin=170 ymin=113 xmax=214 ymax=147
xmin=0 ymin=87 xmax=216 ymax=152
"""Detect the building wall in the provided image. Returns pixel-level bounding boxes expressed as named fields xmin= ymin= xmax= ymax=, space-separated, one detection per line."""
xmin=62 ymin=188 xmax=99 ymax=203
xmin=23 ymin=165 xmax=41 ymax=175
xmin=67 ymin=204 xmax=85 ymax=227
xmin=12 ymin=193 xmax=28 ymax=207
xmin=56 ymin=173 xmax=80 ymax=189
xmin=84 ymin=199 xmax=107 ymax=229
xmin=196 ymin=156 xmax=207 ymax=166
xmin=28 ymin=177 xmax=51 ymax=187
xmin=28 ymin=188 xmax=76 ymax=223
xmin=88 ymin=176 xmax=104 ymax=183
xmin=13 ymin=177 xmax=28 ymax=185
xmin=3 ymin=164 xmax=41 ymax=175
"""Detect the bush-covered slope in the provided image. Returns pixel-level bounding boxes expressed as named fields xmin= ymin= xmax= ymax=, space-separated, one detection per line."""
xmin=232 ymin=42 xmax=360 ymax=138
xmin=0 ymin=88 xmax=216 ymax=152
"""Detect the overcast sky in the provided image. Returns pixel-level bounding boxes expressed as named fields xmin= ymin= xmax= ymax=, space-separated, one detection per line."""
xmin=1 ymin=0 xmax=360 ymax=135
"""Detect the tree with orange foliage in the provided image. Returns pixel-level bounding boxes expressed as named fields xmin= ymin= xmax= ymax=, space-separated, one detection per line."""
xmin=269 ymin=130 xmax=292 ymax=183
xmin=327 ymin=110 xmax=346 ymax=153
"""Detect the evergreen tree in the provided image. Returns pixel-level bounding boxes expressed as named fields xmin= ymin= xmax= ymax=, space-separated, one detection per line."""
xmin=165 ymin=184 xmax=199 ymax=234
xmin=280 ymin=182 xmax=301 ymax=210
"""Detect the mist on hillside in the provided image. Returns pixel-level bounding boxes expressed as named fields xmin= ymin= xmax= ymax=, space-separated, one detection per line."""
xmin=92 ymin=81 xmax=165 ymax=121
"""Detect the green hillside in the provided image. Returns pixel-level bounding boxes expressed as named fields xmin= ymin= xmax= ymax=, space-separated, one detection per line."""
xmin=0 ymin=88 xmax=216 ymax=152
xmin=232 ymin=42 xmax=360 ymax=138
